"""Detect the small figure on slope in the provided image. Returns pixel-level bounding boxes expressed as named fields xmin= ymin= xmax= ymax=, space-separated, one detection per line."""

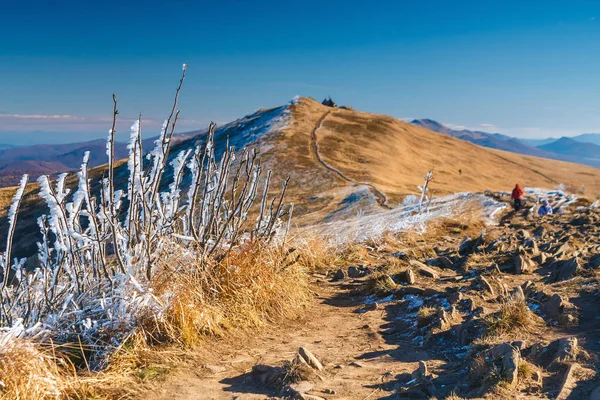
xmin=511 ymin=184 xmax=524 ymax=211
xmin=538 ymin=199 xmax=553 ymax=216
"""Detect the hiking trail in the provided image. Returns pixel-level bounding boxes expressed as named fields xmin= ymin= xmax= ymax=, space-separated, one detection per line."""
xmin=311 ymin=110 xmax=391 ymax=209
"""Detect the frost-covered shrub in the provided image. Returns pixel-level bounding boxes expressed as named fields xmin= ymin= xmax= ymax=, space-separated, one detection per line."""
xmin=0 ymin=66 xmax=289 ymax=368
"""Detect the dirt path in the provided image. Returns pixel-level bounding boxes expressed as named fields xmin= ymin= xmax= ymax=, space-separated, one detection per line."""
xmin=311 ymin=111 xmax=391 ymax=209
xmin=144 ymin=279 xmax=413 ymax=399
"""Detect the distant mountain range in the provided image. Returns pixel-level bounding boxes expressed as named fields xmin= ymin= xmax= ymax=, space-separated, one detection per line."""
xmin=411 ymin=119 xmax=600 ymax=168
xmin=0 ymin=133 xmax=194 ymax=187
xmin=522 ymin=133 xmax=600 ymax=147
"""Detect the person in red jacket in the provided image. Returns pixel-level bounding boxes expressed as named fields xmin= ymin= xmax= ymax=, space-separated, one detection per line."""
xmin=511 ymin=184 xmax=524 ymax=210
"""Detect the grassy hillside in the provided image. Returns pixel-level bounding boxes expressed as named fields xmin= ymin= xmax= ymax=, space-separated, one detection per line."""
xmin=291 ymin=98 xmax=600 ymax=204
xmin=1 ymin=97 xmax=599 ymax=259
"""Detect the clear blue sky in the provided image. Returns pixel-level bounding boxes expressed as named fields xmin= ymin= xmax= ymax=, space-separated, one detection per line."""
xmin=1 ymin=0 xmax=600 ymax=145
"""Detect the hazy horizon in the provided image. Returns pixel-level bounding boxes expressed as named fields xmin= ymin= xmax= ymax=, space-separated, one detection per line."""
xmin=3 ymin=1 xmax=600 ymax=144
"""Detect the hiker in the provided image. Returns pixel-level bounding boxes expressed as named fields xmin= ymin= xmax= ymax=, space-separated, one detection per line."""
xmin=538 ymin=199 xmax=553 ymax=216
xmin=511 ymin=184 xmax=524 ymax=210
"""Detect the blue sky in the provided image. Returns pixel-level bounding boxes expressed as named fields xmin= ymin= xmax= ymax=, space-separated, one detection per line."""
xmin=1 ymin=0 xmax=600 ymax=145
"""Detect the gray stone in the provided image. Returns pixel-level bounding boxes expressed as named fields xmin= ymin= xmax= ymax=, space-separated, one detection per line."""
xmin=298 ymin=347 xmax=323 ymax=371
xmin=332 ymin=268 xmax=346 ymax=281
xmin=438 ymin=256 xmax=454 ymax=269
xmin=347 ymin=266 xmax=362 ymax=278
xmin=448 ymin=292 xmax=464 ymax=304
xmin=553 ymin=337 xmax=579 ymax=365
xmin=501 ymin=348 xmax=521 ymax=386
xmin=514 ymin=255 xmax=532 ymax=274
xmin=543 ymin=293 xmax=566 ymax=321
xmin=511 ymin=286 xmax=526 ymax=302
xmin=409 ymin=260 xmax=440 ymax=279
xmin=551 ymin=257 xmax=580 ymax=282
xmin=403 ymin=269 xmax=416 ymax=285
xmin=556 ymin=363 xmax=579 ymax=400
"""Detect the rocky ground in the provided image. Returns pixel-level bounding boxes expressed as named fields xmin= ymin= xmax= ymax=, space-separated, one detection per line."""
xmin=145 ymin=200 xmax=600 ymax=399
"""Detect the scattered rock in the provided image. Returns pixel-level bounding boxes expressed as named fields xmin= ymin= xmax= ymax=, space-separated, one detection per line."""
xmin=459 ymin=236 xmax=481 ymax=255
xmin=534 ymin=252 xmax=547 ymax=265
xmin=542 ymin=294 xmax=574 ymax=325
xmin=448 ymin=292 xmax=464 ymax=304
xmin=322 ymin=388 xmax=336 ymax=394
xmin=347 ymin=266 xmax=362 ymax=278
xmin=550 ymin=257 xmax=580 ymax=282
xmin=411 ymin=361 xmax=428 ymax=381
xmin=514 ymin=255 xmax=532 ymax=274
xmin=409 ymin=260 xmax=440 ymax=279
xmin=556 ymin=363 xmax=579 ymax=400
xmin=480 ymin=276 xmax=495 ymax=296
xmin=552 ymin=337 xmax=579 ymax=365
xmin=437 ymin=256 xmax=454 ymax=269
xmin=252 ymin=364 xmax=285 ymax=386
xmin=298 ymin=347 xmax=323 ymax=371
xmin=331 ymin=268 xmax=346 ymax=281
xmin=533 ymin=225 xmax=547 ymax=238
xmin=398 ymin=269 xmax=416 ymax=284
xmin=553 ymin=242 xmax=572 ymax=259
xmin=501 ymin=348 xmax=521 ymax=386
xmin=511 ymin=286 xmax=525 ymax=302
xmin=349 ymin=361 xmax=364 ymax=368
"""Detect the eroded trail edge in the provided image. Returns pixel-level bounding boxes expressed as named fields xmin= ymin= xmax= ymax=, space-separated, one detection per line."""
xmin=311 ymin=110 xmax=391 ymax=209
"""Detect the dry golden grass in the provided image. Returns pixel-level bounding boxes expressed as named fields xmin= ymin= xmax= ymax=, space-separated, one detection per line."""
xmin=290 ymin=236 xmax=341 ymax=274
xmin=417 ymin=306 xmax=438 ymax=328
xmin=482 ymin=299 xmax=541 ymax=340
xmin=0 ymin=337 xmax=66 ymax=400
xmin=307 ymin=97 xmax=600 ymax=202
xmin=135 ymin=241 xmax=311 ymax=346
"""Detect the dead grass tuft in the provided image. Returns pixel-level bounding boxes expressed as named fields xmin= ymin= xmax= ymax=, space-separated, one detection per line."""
xmin=417 ymin=306 xmax=438 ymax=328
xmin=0 ymin=336 xmax=66 ymax=400
xmin=139 ymin=241 xmax=311 ymax=346
xmin=291 ymin=236 xmax=341 ymax=273
xmin=483 ymin=300 xmax=539 ymax=339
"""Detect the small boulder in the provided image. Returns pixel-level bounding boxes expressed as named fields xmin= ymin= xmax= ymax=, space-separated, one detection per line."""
xmin=514 ymin=255 xmax=532 ymax=274
xmin=409 ymin=260 xmax=440 ymax=279
xmin=556 ymin=363 xmax=579 ymax=400
xmin=550 ymin=257 xmax=580 ymax=282
xmin=543 ymin=293 xmax=566 ymax=321
xmin=347 ymin=266 xmax=362 ymax=278
xmin=552 ymin=337 xmax=579 ymax=365
xmin=298 ymin=347 xmax=323 ymax=371
xmin=397 ymin=269 xmax=416 ymax=285
xmin=448 ymin=292 xmax=464 ymax=304
xmin=501 ymin=348 xmax=521 ymax=386
xmin=511 ymin=286 xmax=526 ymax=302
xmin=437 ymin=256 xmax=454 ymax=269
xmin=534 ymin=252 xmax=547 ymax=265
xmin=331 ymin=268 xmax=346 ymax=281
